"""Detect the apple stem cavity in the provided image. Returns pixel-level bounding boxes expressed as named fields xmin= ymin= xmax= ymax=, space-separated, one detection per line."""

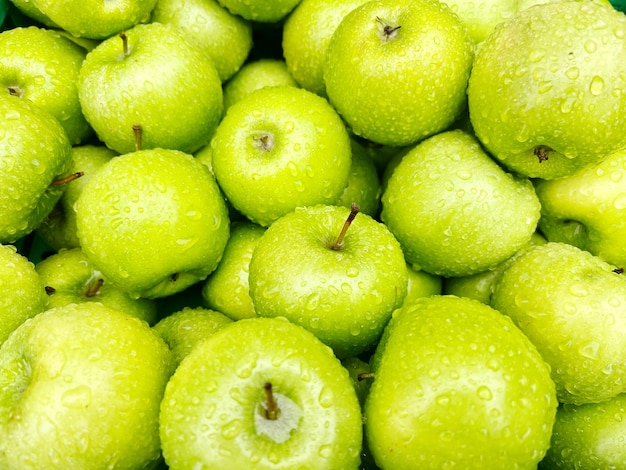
xmin=133 ymin=124 xmax=143 ymax=151
xmin=120 ymin=31 xmax=130 ymax=57
xmin=376 ymin=17 xmax=401 ymax=42
xmin=331 ymin=202 xmax=360 ymax=251
xmin=533 ymin=145 xmax=552 ymax=163
xmin=357 ymin=372 xmax=375 ymax=381
xmin=252 ymin=132 xmax=275 ymax=152
xmin=50 ymin=172 xmax=84 ymax=187
xmin=262 ymin=382 xmax=280 ymax=420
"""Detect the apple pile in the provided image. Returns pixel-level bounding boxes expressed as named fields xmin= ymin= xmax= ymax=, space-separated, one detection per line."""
xmin=2 ymin=0 xmax=626 ymax=468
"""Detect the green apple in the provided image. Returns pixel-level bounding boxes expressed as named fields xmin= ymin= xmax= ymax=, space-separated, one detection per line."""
xmin=0 ymin=93 xmax=73 ymax=244
xmin=201 ymin=221 xmax=265 ymax=321
xmin=211 ymin=85 xmax=352 ymax=227
xmin=381 ymin=129 xmax=541 ymax=277
xmin=467 ymin=0 xmax=626 ymax=180
xmin=365 ymin=295 xmax=557 ymax=469
xmin=78 ymin=22 xmax=223 ymax=155
xmin=35 ymin=248 xmax=158 ymax=325
xmin=443 ymin=231 xmax=547 ymax=304
xmin=402 ymin=263 xmax=442 ymax=305
xmin=37 ymin=144 xmax=118 ymax=252
xmin=535 ymin=148 xmax=626 ymax=268
xmin=0 ymin=302 xmax=173 ymax=469
xmin=222 ymin=58 xmax=298 ymax=112
xmin=491 ymin=242 xmax=626 ymax=404
xmin=7 ymin=0 xmax=58 ymax=28
xmin=341 ymin=356 xmax=372 ymax=407
xmin=0 ymin=26 xmax=91 ymax=145
xmin=0 ymin=244 xmax=48 ymax=346
xmin=335 ymin=141 xmax=382 ymax=217
xmin=31 ymin=0 xmax=157 ymax=39
xmin=249 ymin=204 xmax=408 ymax=358
xmin=324 ymin=0 xmax=475 ymax=147
xmin=439 ymin=0 xmax=518 ymax=43
xmin=216 ymin=0 xmax=302 ymax=22
xmin=153 ymin=306 xmax=232 ymax=367
xmin=159 ymin=316 xmax=363 ymax=469
xmin=75 ymin=148 xmax=230 ymax=299
xmin=150 ymin=0 xmax=253 ymax=82
xmin=281 ymin=0 xmax=369 ymax=97
xmin=540 ymin=394 xmax=626 ymax=469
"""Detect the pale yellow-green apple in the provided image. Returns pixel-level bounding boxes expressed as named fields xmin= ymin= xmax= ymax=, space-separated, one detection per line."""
xmin=402 ymin=263 xmax=442 ymax=305
xmin=159 ymin=317 xmax=363 ymax=469
xmin=153 ymin=306 xmax=232 ymax=368
xmin=324 ymin=0 xmax=475 ymax=146
xmin=7 ymin=0 xmax=57 ymax=27
xmin=535 ymin=148 xmax=626 ymax=268
xmin=75 ymin=149 xmax=230 ymax=299
xmin=216 ymin=0 xmax=302 ymax=22
xmin=150 ymin=0 xmax=252 ymax=81
xmin=211 ymin=85 xmax=352 ymax=227
xmin=282 ymin=0 xmax=369 ymax=97
xmin=540 ymin=393 xmax=626 ymax=469
xmin=491 ymin=242 xmax=626 ymax=404
xmin=248 ymin=204 xmax=408 ymax=358
xmin=35 ymin=248 xmax=158 ymax=325
xmin=336 ymin=141 xmax=382 ymax=217
xmin=31 ymin=0 xmax=157 ymax=39
xmin=37 ymin=145 xmax=118 ymax=252
xmin=467 ymin=0 xmax=626 ymax=179
xmin=381 ymin=129 xmax=541 ymax=277
xmin=78 ymin=22 xmax=223 ymax=155
xmin=0 ymin=93 xmax=73 ymax=244
xmin=0 ymin=26 xmax=91 ymax=145
xmin=365 ymin=295 xmax=557 ymax=469
xmin=0 ymin=303 xmax=173 ymax=469
xmin=0 ymin=244 xmax=48 ymax=346
xmin=222 ymin=58 xmax=298 ymax=112
xmin=202 ymin=221 xmax=264 ymax=321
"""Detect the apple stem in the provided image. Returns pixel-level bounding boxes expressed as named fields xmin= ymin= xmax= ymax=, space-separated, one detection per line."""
xmin=357 ymin=372 xmax=375 ymax=381
xmin=45 ymin=286 xmax=56 ymax=295
xmin=85 ymin=278 xmax=104 ymax=297
xmin=376 ymin=17 xmax=401 ymax=41
xmin=263 ymin=382 xmax=279 ymax=420
xmin=120 ymin=31 xmax=129 ymax=57
xmin=50 ymin=172 xmax=84 ymax=187
xmin=533 ymin=145 xmax=552 ymax=163
xmin=133 ymin=124 xmax=142 ymax=151
xmin=332 ymin=202 xmax=360 ymax=251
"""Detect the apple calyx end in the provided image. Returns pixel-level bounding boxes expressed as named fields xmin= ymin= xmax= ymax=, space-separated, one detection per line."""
xmin=533 ymin=145 xmax=552 ymax=163
xmin=252 ymin=132 xmax=274 ymax=152
xmin=7 ymin=85 xmax=23 ymax=98
xmin=45 ymin=286 xmax=56 ymax=295
xmin=50 ymin=172 xmax=84 ymax=187
xmin=357 ymin=371 xmax=375 ymax=381
xmin=331 ymin=202 xmax=360 ymax=251
xmin=376 ymin=17 xmax=401 ymax=42
xmin=614 ymin=267 xmax=624 ymax=274
xmin=261 ymin=382 xmax=280 ymax=421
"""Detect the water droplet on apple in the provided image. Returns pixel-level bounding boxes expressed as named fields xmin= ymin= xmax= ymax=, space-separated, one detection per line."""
xmin=568 ymin=283 xmax=588 ymax=297
xmin=435 ymin=394 xmax=450 ymax=407
xmin=318 ymin=444 xmax=333 ymax=459
xmin=565 ymin=67 xmax=580 ymax=80
xmin=221 ymin=419 xmax=242 ymax=440
xmin=477 ymin=385 xmax=493 ymax=401
xmin=318 ymin=386 xmax=334 ymax=408
xmin=584 ymin=39 xmax=597 ymax=54
xmin=205 ymin=380 xmax=218 ymax=393
xmin=61 ymin=385 xmax=92 ymax=408
xmin=613 ymin=193 xmax=626 ymax=210
xmin=589 ymin=76 xmax=605 ymax=95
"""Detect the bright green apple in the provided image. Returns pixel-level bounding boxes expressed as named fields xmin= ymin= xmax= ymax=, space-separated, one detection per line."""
xmin=153 ymin=306 xmax=232 ymax=367
xmin=222 ymin=58 xmax=298 ymax=112
xmin=365 ymin=295 xmax=557 ymax=469
xmin=78 ymin=22 xmax=223 ymax=155
xmin=324 ymin=0 xmax=475 ymax=146
xmin=0 ymin=244 xmax=48 ymax=346
xmin=491 ymin=242 xmax=626 ymax=404
xmin=37 ymin=144 xmax=118 ymax=252
xmin=31 ymin=0 xmax=157 ymax=39
xmin=249 ymin=204 xmax=408 ymax=358
xmin=439 ymin=0 xmax=518 ymax=43
xmin=0 ymin=302 xmax=173 ymax=469
xmin=540 ymin=394 xmax=626 ymax=469
xmin=159 ymin=316 xmax=363 ymax=469
xmin=0 ymin=26 xmax=91 ymax=145
xmin=75 ymin=148 xmax=230 ymax=299
xmin=467 ymin=0 xmax=626 ymax=179
xmin=402 ymin=263 xmax=442 ymax=305
xmin=211 ymin=85 xmax=352 ymax=227
xmin=381 ymin=129 xmax=541 ymax=277
xmin=443 ymin=231 xmax=547 ymax=304
xmin=216 ymin=0 xmax=302 ymax=22
xmin=281 ymin=0 xmax=369 ymax=97
xmin=201 ymin=221 xmax=264 ymax=321
xmin=150 ymin=0 xmax=252 ymax=82
xmin=335 ymin=141 xmax=382 ymax=217
xmin=7 ymin=0 xmax=58 ymax=28
xmin=535 ymin=148 xmax=626 ymax=268
xmin=0 ymin=93 xmax=73 ymax=244
xmin=35 ymin=248 xmax=158 ymax=325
